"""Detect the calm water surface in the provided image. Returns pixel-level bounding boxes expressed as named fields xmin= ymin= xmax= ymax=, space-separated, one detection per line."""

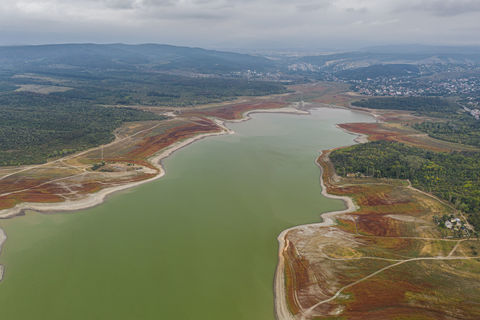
xmin=0 ymin=108 xmax=373 ymax=320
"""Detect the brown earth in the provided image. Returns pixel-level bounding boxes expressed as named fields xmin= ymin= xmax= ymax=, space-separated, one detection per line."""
xmin=0 ymin=106 xmax=244 ymax=213
xmin=183 ymin=101 xmax=287 ymax=120
xmin=280 ymin=115 xmax=480 ymax=320
xmin=281 ymin=152 xmax=480 ymax=319
xmin=279 ymin=85 xmax=480 ymax=318
xmin=339 ymin=122 xmax=479 ymax=152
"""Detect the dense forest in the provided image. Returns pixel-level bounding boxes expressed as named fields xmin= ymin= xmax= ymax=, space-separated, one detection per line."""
xmin=351 ymin=97 xmax=460 ymax=115
xmin=0 ymin=70 xmax=287 ymax=107
xmin=330 ymin=140 xmax=480 ymax=230
xmin=0 ymin=44 xmax=287 ymax=107
xmin=0 ymin=69 xmax=285 ymax=165
xmin=351 ymin=96 xmax=480 ymax=147
xmin=0 ymin=44 xmax=289 ymax=166
xmin=0 ymin=93 xmax=164 ymax=166
xmin=60 ymin=72 xmax=287 ymax=107
xmin=413 ymin=116 xmax=480 ymax=147
xmin=0 ymin=70 xmax=285 ymax=165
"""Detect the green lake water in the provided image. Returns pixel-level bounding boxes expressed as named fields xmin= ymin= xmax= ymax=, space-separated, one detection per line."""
xmin=0 ymin=107 xmax=373 ymax=320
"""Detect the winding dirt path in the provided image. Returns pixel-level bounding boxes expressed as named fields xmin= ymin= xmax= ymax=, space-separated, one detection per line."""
xmin=0 ymin=172 xmax=89 ymax=198
xmin=274 ymin=155 xmax=359 ymax=320
xmin=274 ymin=149 xmax=479 ymax=320
xmin=0 ymin=121 xmax=164 ymax=183
xmin=301 ymin=255 xmax=480 ymax=320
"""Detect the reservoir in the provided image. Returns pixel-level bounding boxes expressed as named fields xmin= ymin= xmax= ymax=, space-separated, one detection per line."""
xmin=0 ymin=107 xmax=373 ymax=320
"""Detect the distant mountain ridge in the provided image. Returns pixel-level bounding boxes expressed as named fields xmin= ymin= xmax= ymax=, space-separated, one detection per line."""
xmin=362 ymin=44 xmax=480 ymax=55
xmin=0 ymin=43 xmax=275 ymax=74
xmin=290 ymin=45 xmax=480 ymax=75
xmin=1 ymin=42 xmax=479 ymax=81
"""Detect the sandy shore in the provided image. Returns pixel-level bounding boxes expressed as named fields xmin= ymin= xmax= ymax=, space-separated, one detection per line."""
xmin=272 ymin=99 xmax=378 ymax=318
xmin=228 ymin=106 xmax=310 ymax=124
xmin=274 ymin=152 xmax=361 ymax=319
xmin=272 ymin=100 xmax=377 ymax=319
xmin=0 ymin=118 xmax=232 ymax=282
xmin=0 ymin=103 xmax=360 ymax=301
xmin=335 ymin=124 xmax=369 ymax=144
xmin=0 ymin=107 xmax=307 ymax=220
xmin=0 ymin=123 xmax=230 ymax=220
xmin=0 ymin=105 xmax=309 ymax=283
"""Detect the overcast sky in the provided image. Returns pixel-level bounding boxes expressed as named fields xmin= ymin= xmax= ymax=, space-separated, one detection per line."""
xmin=1 ymin=0 xmax=480 ymax=51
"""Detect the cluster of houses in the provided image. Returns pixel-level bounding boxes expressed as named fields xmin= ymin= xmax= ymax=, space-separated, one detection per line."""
xmin=433 ymin=214 xmax=472 ymax=238
xmin=463 ymin=106 xmax=480 ymax=120
xmin=444 ymin=217 xmax=462 ymax=230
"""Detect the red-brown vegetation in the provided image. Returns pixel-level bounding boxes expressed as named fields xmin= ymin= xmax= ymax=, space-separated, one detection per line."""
xmin=356 ymin=214 xmax=404 ymax=237
xmin=126 ymin=117 xmax=220 ymax=159
xmin=338 ymin=122 xmax=466 ymax=152
xmin=344 ymin=278 xmax=422 ymax=313
xmin=283 ymin=241 xmax=302 ymax=315
xmin=340 ymin=123 xmax=401 ymax=142
xmin=283 ymin=147 xmax=480 ymax=319
xmin=184 ymin=101 xmax=286 ymax=120
xmin=0 ymin=117 xmax=222 ymax=212
xmin=2 ymin=98 xmax=284 ymax=212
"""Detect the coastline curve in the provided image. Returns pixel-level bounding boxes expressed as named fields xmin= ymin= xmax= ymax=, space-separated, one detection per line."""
xmin=0 ymin=105 xmax=308 ymax=284
xmin=274 ymin=140 xmax=364 ymax=320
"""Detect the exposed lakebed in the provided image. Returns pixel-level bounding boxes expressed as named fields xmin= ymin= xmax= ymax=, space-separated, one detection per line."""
xmin=0 ymin=107 xmax=373 ymax=320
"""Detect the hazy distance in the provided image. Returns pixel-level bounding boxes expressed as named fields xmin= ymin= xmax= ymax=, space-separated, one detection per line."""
xmin=1 ymin=0 xmax=480 ymax=51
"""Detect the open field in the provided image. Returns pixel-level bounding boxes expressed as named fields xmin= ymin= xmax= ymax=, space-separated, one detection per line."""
xmin=288 ymin=82 xmax=356 ymax=107
xmin=14 ymin=84 xmax=73 ymax=94
xmin=0 ymin=116 xmax=219 ymax=215
xmin=279 ymin=150 xmax=480 ymax=319
xmin=339 ymin=121 xmax=480 ymax=152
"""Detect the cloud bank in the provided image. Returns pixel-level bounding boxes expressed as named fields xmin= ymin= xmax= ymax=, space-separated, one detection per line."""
xmin=0 ymin=0 xmax=479 ymax=50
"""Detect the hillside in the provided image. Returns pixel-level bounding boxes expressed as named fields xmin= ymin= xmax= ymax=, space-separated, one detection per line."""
xmin=0 ymin=43 xmax=276 ymax=74
xmin=0 ymin=43 xmax=287 ymax=165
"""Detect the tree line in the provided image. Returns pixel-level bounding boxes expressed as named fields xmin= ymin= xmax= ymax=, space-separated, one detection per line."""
xmin=0 ymin=92 xmax=164 ymax=166
xmin=330 ymin=140 xmax=480 ymax=230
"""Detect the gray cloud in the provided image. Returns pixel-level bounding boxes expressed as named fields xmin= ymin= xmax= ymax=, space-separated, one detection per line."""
xmin=0 ymin=0 xmax=479 ymax=49
xmin=345 ymin=7 xmax=368 ymax=14
xmin=401 ymin=0 xmax=480 ymax=17
xmin=103 ymin=0 xmax=137 ymax=9
xmin=296 ymin=1 xmax=332 ymax=12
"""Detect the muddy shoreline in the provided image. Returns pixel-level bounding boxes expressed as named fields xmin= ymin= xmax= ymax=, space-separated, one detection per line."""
xmin=0 ymin=108 xmax=307 ymax=220
xmin=0 ymin=106 xmax=307 ymax=284
xmin=273 ymin=110 xmax=373 ymax=320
